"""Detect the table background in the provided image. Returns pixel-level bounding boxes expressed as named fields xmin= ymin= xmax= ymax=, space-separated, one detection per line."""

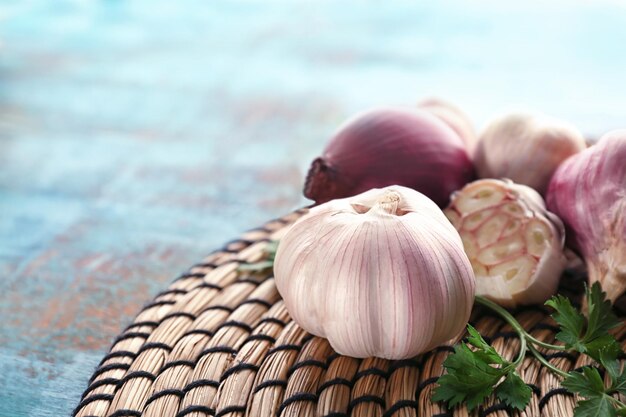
xmin=1 ymin=1 xmax=625 ymax=415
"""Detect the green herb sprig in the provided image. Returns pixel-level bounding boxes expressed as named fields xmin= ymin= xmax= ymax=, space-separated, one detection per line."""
xmin=237 ymin=240 xmax=279 ymax=272
xmin=433 ymin=283 xmax=625 ymax=416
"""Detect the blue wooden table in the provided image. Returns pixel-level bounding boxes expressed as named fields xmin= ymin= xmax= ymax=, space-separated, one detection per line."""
xmin=1 ymin=1 xmax=626 ymax=415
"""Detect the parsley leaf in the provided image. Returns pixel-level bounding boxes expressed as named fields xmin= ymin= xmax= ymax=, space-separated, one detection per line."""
xmin=610 ymin=370 xmax=626 ymax=397
xmin=563 ymin=367 xmax=606 ymax=398
xmin=433 ymin=325 xmax=530 ymax=411
xmin=545 ymin=294 xmax=585 ymax=350
xmin=545 ymin=283 xmax=621 ymax=367
xmin=466 ymin=324 xmax=506 ymax=365
xmin=574 ymin=397 xmax=616 ymax=417
xmin=586 ymin=282 xmax=621 ymax=342
xmin=495 ymin=372 xmax=532 ymax=410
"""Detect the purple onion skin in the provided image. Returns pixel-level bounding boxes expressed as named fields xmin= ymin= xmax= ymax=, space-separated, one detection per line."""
xmin=546 ymin=130 xmax=626 ymax=302
xmin=304 ymin=107 xmax=476 ymax=207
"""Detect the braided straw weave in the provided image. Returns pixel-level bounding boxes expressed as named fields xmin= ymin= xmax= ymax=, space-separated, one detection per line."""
xmin=74 ymin=209 xmax=625 ymax=417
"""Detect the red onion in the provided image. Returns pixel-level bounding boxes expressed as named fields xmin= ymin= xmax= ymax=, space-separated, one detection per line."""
xmin=547 ymin=130 xmax=626 ymax=302
xmin=304 ymin=107 xmax=475 ymax=207
xmin=417 ymin=98 xmax=477 ymax=153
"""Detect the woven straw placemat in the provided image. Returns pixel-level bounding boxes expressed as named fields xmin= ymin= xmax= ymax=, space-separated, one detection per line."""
xmin=73 ymin=209 xmax=625 ymax=417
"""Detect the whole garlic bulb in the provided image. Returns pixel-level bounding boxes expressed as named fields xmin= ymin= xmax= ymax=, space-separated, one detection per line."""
xmin=474 ymin=113 xmax=586 ymax=195
xmin=274 ymin=186 xmax=475 ymax=359
xmin=547 ymin=130 xmax=626 ymax=303
xmin=445 ymin=179 xmax=566 ymax=307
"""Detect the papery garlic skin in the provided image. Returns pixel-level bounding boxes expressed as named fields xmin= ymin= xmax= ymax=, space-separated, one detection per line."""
xmin=445 ymin=179 xmax=566 ymax=307
xmin=274 ymin=186 xmax=475 ymax=359
xmin=474 ymin=113 xmax=586 ymax=195
xmin=547 ymin=130 xmax=626 ymax=303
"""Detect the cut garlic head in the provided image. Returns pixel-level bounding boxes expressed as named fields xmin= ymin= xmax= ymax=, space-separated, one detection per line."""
xmin=445 ymin=179 xmax=566 ymax=307
xmin=274 ymin=185 xmax=475 ymax=359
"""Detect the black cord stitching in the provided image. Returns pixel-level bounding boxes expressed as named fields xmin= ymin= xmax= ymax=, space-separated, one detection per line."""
xmin=349 ymin=395 xmax=385 ymax=410
xmin=155 ymin=288 xmax=188 ymax=298
xmin=194 ymin=282 xmax=223 ymax=291
xmin=175 ymin=272 xmax=206 ymax=282
xmin=158 ymin=360 xmax=196 ymax=375
xmin=387 ymin=359 xmax=420 ymax=374
xmin=198 ymin=346 xmax=237 ymax=357
xmin=108 ymin=410 xmax=142 ymax=417
xmin=175 ymin=405 xmax=215 ymax=417
xmin=530 ymin=323 xmax=560 ymax=333
xmin=252 ymin=379 xmax=288 ymax=393
xmin=538 ymin=388 xmax=574 ymax=409
xmin=491 ymin=330 xmax=518 ymax=340
xmin=80 ymin=377 xmax=119 ymax=399
xmin=235 ymin=278 xmax=264 ymax=286
xmin=316 ymin=378 xmax=353 ymax=395
xmin=267 ymin=344 xmax=302 ymax=355
xmin=217 ymin=320 xmax=253 ymax=333
xmin=287 ymin=359 xmax=328 ymax=377
xmin=354 ymin=368 xmax=387 ymax=380
xmin=382 ymin=400 xmax=418 ymax=417
xmin=220 ymin=363 xmax=260 ymax=381
xmin=89 ymin=363 xmax=130 ymax=384
xmin=326 ymin=353 xmax=341 ymax=364
xmin=239 ymin=298 xmax=272 ymax=309
xmin=160 ymin=312 xmax=197 ymax=322
xmin=417 ymin=376 xmax=440 ymax=394
xmin=137 ymin=342 xmax=173 ymax=355
xmin=98 ymin=350 xmax=136 ymax=366
xmin=243 ymin=334 xmax=276 ymax=344
xmin=118 ymin=371 xmax=156 ymax=386
xmin=277 ymin=393 xmax=318 ymax=416
xmin=528 ymin=383 xmax=541 ymax=395
xmin=123 ymin=321 xmax=158 ymax=332
xmin=192 ymin=262 xmax=219 ymax=269
xmin=145 ymin=389 xmax=184 ymax=406
xmin=112 ymin=332 xmax=150 ymax=345
xmin=143 ymin=300 xmax=176 ymax=309
xmin=182 ymin=329 xmax=214 ymax=338
xmin=257 ymin=317 xmax=287 ymax=327
xmin=72 ymin=393 xmax=113 ymax=415
xmin=479 ymin=403 xmax=509 ymax=417
xmin=433 ymin=345 xmax=455 ymax=354
xmin=198 ymin=305 xmax=233 ymax=315
xmin=183 ymin=379 xmax=220 ymax=393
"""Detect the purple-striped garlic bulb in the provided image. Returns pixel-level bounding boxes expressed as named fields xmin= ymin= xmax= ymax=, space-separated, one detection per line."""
xmin=474 ymin=113 xmax=585 ymax=195
xmin=274 ymin=185 xmax=475 ymax=359
xmin=445 ymin=179 xmax=566 ymax=308
xmin=547 ymin=130 xmax=626 ymax=303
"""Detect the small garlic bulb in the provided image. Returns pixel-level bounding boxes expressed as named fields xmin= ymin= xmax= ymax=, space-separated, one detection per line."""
xmin=474 ymin=113 xmax=586 ymax=195
xmin=445 ymin=179 xmax=566 ymax=307
xmin=274 ymin=186 xmax=475 ymax=360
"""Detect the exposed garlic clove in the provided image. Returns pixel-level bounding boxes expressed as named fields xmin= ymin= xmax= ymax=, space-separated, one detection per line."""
xmin=474 ymin=113 xmax=586 ymax=195
xmin=547 ymin=130 xmax=626 ymax=302
xmin=446 ymin=179 xmax=566 ymax=307
xmin=275 ymin=185 xmax=475 ymax=360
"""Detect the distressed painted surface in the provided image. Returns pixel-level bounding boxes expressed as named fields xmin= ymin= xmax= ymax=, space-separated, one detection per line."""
xmin=1 ymin=1 xmax=626 ymax=415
